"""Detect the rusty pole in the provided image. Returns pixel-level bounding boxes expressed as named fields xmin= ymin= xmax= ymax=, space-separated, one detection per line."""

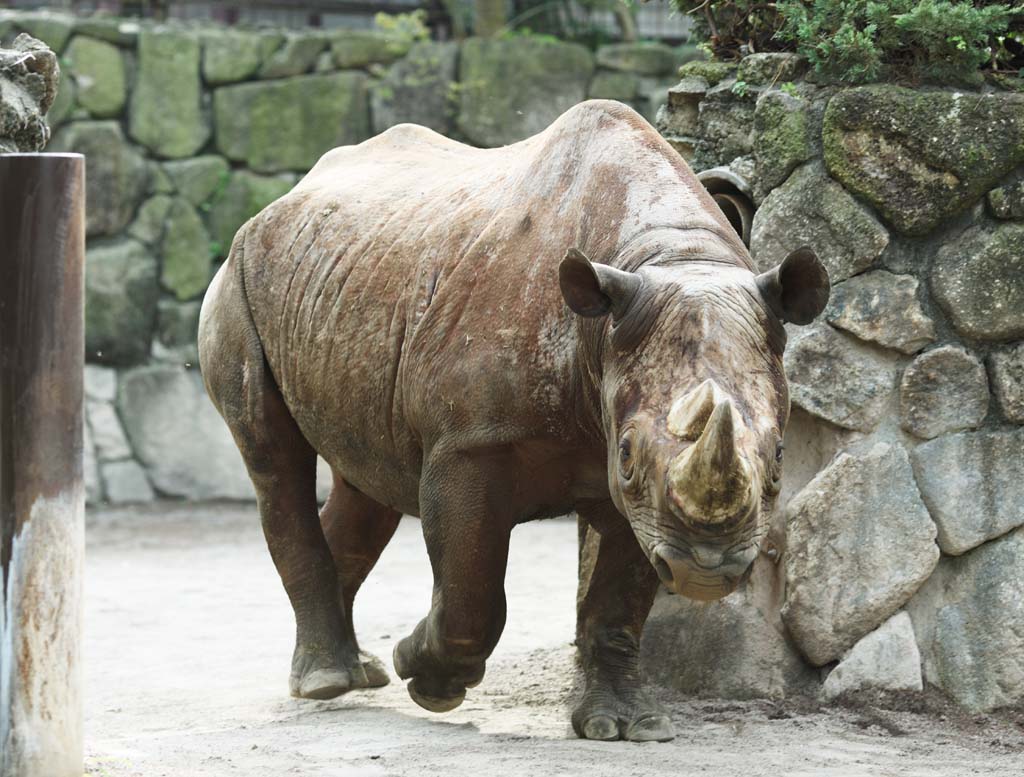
xmin=0 ymin=153 xmax=85 ymax=777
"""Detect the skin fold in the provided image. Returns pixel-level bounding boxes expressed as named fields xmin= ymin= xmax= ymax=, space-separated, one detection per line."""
xmin=198 ymin=100 xmax=829 ymax=742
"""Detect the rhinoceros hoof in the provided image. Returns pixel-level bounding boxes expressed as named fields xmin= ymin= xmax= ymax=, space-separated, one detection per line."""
xmin=290 ymin=651 xmax=391 ymax=699
xmin=406 ymin=678 xmax=467 ymax=713
xmin=290 ymin=667 xmax=354 ymax=700
xmin=573 ymin=704 xmax=675 ymax=742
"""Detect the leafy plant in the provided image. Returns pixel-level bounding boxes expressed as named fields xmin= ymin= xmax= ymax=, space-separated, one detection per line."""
xmin=374 ymin=10 xmax=430 ymax=44
xmin=676 ymin=0 xmax=1023 ymax=84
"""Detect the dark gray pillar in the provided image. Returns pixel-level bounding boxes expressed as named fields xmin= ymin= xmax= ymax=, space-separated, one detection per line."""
xmin=0 ymin=153 xmax=85 ymax=777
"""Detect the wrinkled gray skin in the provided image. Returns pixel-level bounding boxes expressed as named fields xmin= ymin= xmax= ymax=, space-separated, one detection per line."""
xmin=199 ymin=101 xmax=830 ymax=743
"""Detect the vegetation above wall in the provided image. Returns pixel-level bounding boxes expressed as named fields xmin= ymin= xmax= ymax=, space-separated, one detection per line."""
xmin=677 ymin=0 xmax=1023 ymax=85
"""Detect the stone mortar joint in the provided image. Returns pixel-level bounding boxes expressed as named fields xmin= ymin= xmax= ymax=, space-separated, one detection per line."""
xmin=0 ymin=33 xmax=59 ymax=153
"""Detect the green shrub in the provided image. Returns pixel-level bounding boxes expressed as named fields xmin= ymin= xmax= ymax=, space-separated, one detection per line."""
xmin=678 ymin=0 xmax=1023 ymax=84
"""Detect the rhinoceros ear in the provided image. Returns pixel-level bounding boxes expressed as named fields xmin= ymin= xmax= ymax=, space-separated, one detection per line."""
xmin=559 ymin=248 xmax=641 ymax=320
xmin=755 ymin=247 xmax=830 ymax=325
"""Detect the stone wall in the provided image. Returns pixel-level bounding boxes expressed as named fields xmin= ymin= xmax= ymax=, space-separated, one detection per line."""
xmin=646 ymin=53 xmax=1024 ymax=713
xmin=0 ymin=9 xmax=693 ymax=506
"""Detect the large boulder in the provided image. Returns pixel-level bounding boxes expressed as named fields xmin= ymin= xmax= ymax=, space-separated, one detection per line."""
xmin=206 ymin=170 xmax=296 ymax=258
xmin=821 ymin=611 xmax=923 ymax=701
xmin=456 ymin=37 xmax=593 ymax=148
xmin=163 ymin=155 xmax=229 ymax=208
xmin=750 ymin=162 xmax=889 ymax=282
xmin=932 ymin=221 xmax=1024 ymax=342
xmin=85 ymin=239 xmax=159 ymax=366
xmin=907 ymin=527 xmax=1024 ymax=712
xmin=823 ymin=86 xmax=1024 ymax=235
xmin=370 ymin=41 xmax=457 ymax=135
xmin=83 ymin=419 xmax=101 ymax=505
xmin=154 ymin=299 xmax=201 ymax=365
xmin=911 ymin=429 xmax=1024 ymax=556
xmin=825 ymin=270 xmax=935 ymax=355
xmin=129 ymin=27 xmax=209 ymax=158
xmin=160 ymin=197 xmax=212 ymax=301
xmin=49 ymin=121 xmax=150 ymax=237
xmin=63 ymin=35 xmax=125 ymax=118
xmin=117 ymin=365 xmax=255 ymax=500
xmin=86 ymin=400 xmax=132 ymax=462
xmin=595 ymin=42 xmax=677 ymax=76
xmin=784 ymin=323 xmax=897 ymax=432
xmin=642 ymin=555 xmax=814 ymax=699
xmin=736 ymin=53 xmax=807 ymax=86
xmin=202 ymin=29 xmax=271 ymax=85
xmin=753 ymin=89 xmax=815 ymax=193
xmin=329 ymin=29 xmax=410 ymax=69
xmin=258 ymin=32 xmax=325 ymax=79
xmin=989 ymin=343 xmax=1024 ymax=423
xmin=782 ymin=444 xmax=939 ymax=666
xmin=213 ymin=72 xmax=370 ymax=173
xmin=0 ymin=33 xmax=59 ymax=153
xmin=692 ymin=80 xmax=756 ymax=169
xmin=987 ymin=180 xmax=1024 ymax=220
xmin=899 ymin=346 xmax=989 ymax=440
xmin=9 ymin=11 xmax=73 ymax=52
xmin=100 ymin=459 xmax=155 ymax=505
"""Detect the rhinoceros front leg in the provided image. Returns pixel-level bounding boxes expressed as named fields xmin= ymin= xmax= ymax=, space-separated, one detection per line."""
xmin=574 ymin=502 xmax=674 ymax=742
xmin=393 ymin=452 xmax=512 ymax=713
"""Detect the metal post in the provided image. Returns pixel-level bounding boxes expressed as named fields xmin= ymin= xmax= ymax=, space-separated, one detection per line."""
xmin=0 ymin=153 xmax=86 ymax=777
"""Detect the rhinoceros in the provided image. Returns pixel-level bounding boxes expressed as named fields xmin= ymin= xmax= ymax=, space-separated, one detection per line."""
xmin=199 ymin=100 xmax=829 ymax=742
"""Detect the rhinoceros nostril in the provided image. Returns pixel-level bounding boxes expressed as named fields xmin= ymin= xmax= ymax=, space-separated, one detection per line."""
xmin=651 ymin=551 xmax=674 ymax=586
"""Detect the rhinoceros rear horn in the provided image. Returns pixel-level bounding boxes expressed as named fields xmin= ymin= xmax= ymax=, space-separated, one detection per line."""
xmin=559 ymin=248 xmax=641 ymax=320
xmin=755 ymin=247 xmax=830 ymax=325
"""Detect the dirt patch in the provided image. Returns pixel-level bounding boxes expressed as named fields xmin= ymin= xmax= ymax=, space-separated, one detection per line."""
xmin=84 ymin=504 xmax=1024 ymax=776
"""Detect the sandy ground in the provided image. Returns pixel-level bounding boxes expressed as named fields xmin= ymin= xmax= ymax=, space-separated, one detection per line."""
xmin=84 ymin=504 xmax=1024 ymax=777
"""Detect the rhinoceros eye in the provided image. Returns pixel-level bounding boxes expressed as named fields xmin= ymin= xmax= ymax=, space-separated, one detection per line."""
xmin=618 ymin=436 xmax=636 ymax=481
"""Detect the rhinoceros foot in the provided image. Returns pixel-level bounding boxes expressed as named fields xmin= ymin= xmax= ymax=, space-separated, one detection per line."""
xmin=572 ymin=686 xmax=675 ymax=742
xmin=393 ymin=637 xmax=485 ymax=713
xmin=289 ymin=648 xmax=391 ymax=700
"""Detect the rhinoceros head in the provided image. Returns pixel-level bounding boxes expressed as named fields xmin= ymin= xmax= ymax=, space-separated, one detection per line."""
xmin=560 ymin=246 xmax=829 ymax=601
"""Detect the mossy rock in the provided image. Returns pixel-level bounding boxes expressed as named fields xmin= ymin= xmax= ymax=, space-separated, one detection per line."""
xmin=456 ymin=37 xmax=594 ymax=148
xmin=596 ymin=42 xmax=677 ymax=77
xmin=259 ymin=32 xmax=326 ymax=79
xmin=213 ymin=72 xmax=370 ymax=173
xmin=330 ymin=29 xmax=410 ymax=69
xmin=202 ymin=29 xmax=269 ymax=85
xmin=160 ymin=198 xmax=213 ymax=301
xmin=45 ymin=67 xmax=76 ymax=128
xmin=128 ymin=195 xmax=174 ymax=245
xmin=589 ymin=70 xmax=639 ymax=101
xmin=85 ymin=238 xmax=159 ymax=366
xmin=49 ymin=120 xmax=150 ymax=237
xmin=823 ymin=86 xmax=1024 ymax=235
xmin=64 ymin=35 xmax=126 ymax=118
xmin=74 ymin=17 xmax=139 ymax=46
xmin=13 ymin=11 xmax=74 ymax=52
xmin=370 ymin=41 xmax=457 ymax=135
xmin=164 ymin=155 xmax=230 ymax=208
xmin=932 ymin=221 xmax=1024 ymax=342
xmin=678 ymin=60 xmax=735 ymax=86
xmin=130 ymin=27 xmax=209 ymax=158
xmin=753 ymin=89 xmax=814 ymax=192
xmin=736 ymin=53 xmax=807 ymax=87
xmin=206 ymin=170 xmax=297 ymax=258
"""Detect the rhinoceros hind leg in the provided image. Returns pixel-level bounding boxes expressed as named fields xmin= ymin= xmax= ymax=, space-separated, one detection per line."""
xmin=319 ymin=473 xmax=402 ymax=690
xmin=573 ymin=504 xmax=675 ymax=742
xmin=200 ymin=249 xmax=362 ymax=702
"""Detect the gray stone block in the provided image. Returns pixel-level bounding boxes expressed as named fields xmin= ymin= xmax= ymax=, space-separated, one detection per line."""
xmin=782 ymin=444 xmax=938 ymax=666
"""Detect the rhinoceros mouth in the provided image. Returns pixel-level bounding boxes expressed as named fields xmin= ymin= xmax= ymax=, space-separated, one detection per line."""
xmin=650 ymin=540 xmax=751 ymax=602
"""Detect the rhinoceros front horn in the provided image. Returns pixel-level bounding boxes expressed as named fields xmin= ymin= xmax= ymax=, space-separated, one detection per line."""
xmin=667 ymin=388 xmax=757 ymax=525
